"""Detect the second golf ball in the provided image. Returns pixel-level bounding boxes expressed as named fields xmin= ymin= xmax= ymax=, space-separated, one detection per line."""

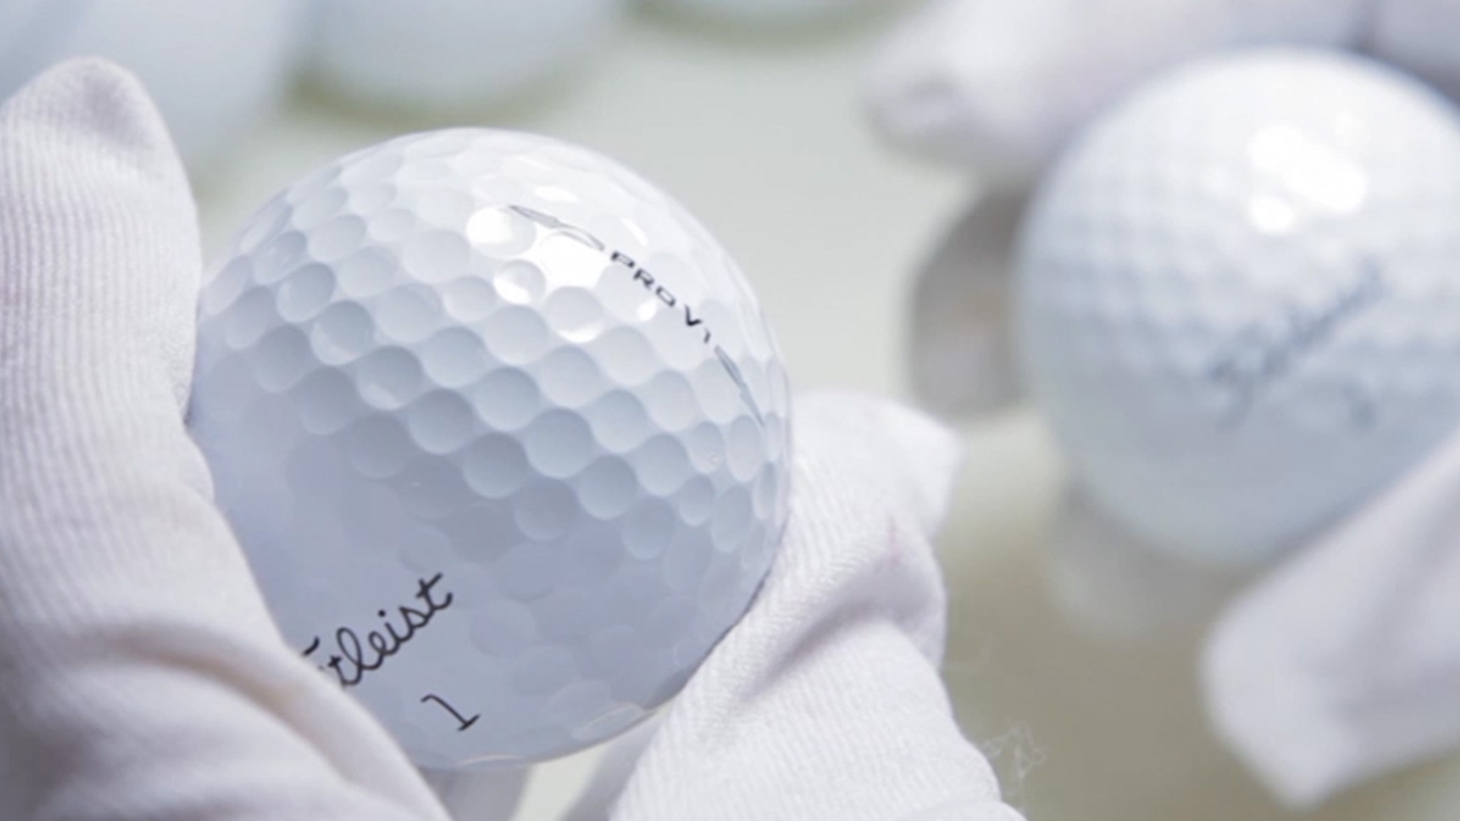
xmin=189 ymin=128 xmax=793 ymax=768
xmin=1017 ymin=49 xmax=1460 ymax=564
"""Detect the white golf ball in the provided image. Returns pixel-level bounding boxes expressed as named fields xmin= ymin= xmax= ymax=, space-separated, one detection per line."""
xmin=188 ymin=128 xmax=793 ymax=768
xmin=1017 ymin=49 xmax=1460 ymax=565
xmin=0 ymin=0 xmax=304 ymax=171
xmin=308 ymin=0 xmax=626 ymax=112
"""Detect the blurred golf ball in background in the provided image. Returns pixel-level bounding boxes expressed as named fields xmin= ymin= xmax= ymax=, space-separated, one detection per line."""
xmin=1017 ymin=49 xmax=1460 ymax=565
xmin=188 ymin=128 xmax=792 ymax=768
xmin=864 ymin=0 xmax=1369 ymax=178
xmin=0 ymin=0 xmax=304 ymax=171
xmin=308 ymin=0 xmax=627 ymax=112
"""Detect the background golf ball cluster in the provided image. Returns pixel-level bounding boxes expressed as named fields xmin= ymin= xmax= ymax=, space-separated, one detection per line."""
xmin=0 ymin=0 xmax=881 ymax=172
xmin=870 ymin=0 xmax=1460 ymax=567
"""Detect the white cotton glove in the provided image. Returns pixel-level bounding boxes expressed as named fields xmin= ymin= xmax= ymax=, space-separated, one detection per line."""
xmin=865 ymin=0 xmax=1368 ymax=181
xmin=563 ymin=392 xmax=1024 ymax=821
xmin=0 ymin=59 xmax=1021 ymax=821
xmin=0 ymin=58 xmax=455 ymax=821
xmin=1204 ymin=420 xmax=1460 ymax=808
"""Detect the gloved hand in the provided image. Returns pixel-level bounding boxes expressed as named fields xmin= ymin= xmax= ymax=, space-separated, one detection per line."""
xmin=1206 ymin=422 xmax=1460 ymax=808
xmin=0 ymin=59 xmax=1021 ymax=821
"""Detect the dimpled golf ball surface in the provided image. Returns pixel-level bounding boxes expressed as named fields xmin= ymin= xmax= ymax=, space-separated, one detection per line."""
xmin=1017 ymin=49 xmax=1460 ymax=564
xmin=189 ymin=128 xmax=792 ymax=768
xmin=309 ymin=0 xmax=626 ymax=111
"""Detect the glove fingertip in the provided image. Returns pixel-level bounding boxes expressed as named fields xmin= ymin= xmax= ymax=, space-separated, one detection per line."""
xmin=3 ymin=58 xmax=188 ymax=189
xmin=2 ymin=57 xmax=201 ymax=412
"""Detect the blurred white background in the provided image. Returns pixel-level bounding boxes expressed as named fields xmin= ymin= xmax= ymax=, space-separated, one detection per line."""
xmin=173 ymin=2 xmax=1460 ymax=819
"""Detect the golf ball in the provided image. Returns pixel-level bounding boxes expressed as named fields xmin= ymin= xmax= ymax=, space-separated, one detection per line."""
xmin=1017 ymin=49 xmax=1460 ymax=564
xmin=188 ymin=128 xmax=793 ymax=768
xmin=0 ymin=0 xmax=304 ymax=171
xmin=308 ymin=0 xmax=626 ymax=112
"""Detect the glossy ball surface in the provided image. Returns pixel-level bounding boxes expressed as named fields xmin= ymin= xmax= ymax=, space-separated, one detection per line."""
xmin=1017 ymin=50 xmax=1460 ymax=564
xmin=189 ymin=128 xmax=792 ymax=768
xmin=308 ymin=0 xmax=625 ymax=111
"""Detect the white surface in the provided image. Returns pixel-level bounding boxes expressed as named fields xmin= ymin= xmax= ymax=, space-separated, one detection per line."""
xmin=193 ymin=5 xmax=1460 ymax=820
xmin=943 ymin=412 xmax=1460 ymax=821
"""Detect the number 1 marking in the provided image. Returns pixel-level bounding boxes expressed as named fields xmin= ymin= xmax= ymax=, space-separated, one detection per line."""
xmin=421 ymin=694 xmax=480 ymax=732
